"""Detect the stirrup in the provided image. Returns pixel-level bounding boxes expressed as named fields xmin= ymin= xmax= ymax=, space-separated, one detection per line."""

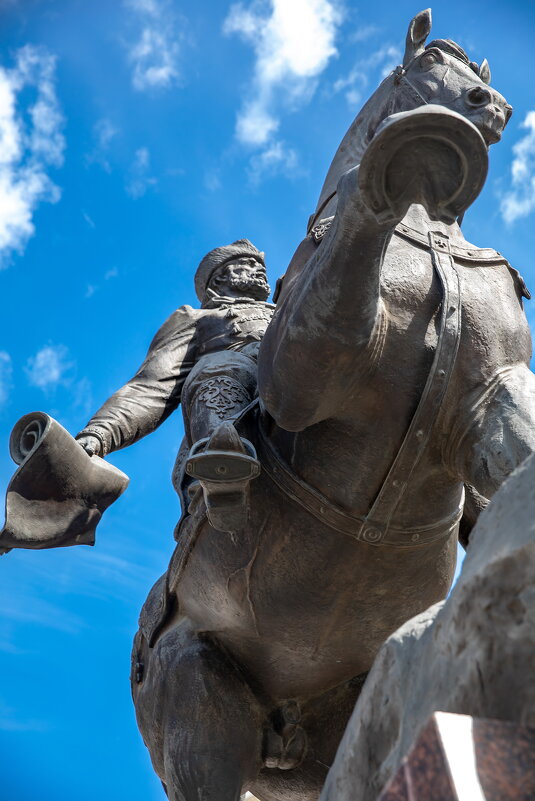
xmin=185 ymin=425 xmax=261 ymax=532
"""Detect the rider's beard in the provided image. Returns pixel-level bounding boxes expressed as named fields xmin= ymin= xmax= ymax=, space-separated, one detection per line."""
xmin=226 ymin=275 xmax=271 ymax=301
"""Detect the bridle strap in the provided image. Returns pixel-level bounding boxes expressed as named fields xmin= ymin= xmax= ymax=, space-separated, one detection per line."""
xmin=391 ymin=63 xmax=430 ymax=110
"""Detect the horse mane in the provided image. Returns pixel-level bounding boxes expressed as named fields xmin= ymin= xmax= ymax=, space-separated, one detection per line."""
xmin=312 ymin=72 xmax=399 ymax=226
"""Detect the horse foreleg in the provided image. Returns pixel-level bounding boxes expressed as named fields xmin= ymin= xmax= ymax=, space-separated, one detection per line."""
xmin=132 ymin=619 xmax=264 ymax=801
xmin=258 ymin=165 xmax=395 ymax=432
xmin=453 ymin=364 xmax=535 ymax=502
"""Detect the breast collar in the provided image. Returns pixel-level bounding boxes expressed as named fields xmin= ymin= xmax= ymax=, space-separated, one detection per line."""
xmin=395 ymin=221 xmax=505 ymax=264
xmin=309 ymin=216 xmax=530 ymax=299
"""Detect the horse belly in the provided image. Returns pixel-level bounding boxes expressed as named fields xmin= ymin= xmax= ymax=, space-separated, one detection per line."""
xmin=176 ymin=481 xmax=457 ymax=700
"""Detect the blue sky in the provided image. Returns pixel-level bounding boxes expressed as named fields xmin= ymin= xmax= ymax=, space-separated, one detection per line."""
xmin=0 ymin=1 xmax=534 ymax=799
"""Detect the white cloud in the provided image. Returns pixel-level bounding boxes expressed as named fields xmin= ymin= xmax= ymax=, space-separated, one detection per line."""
xmin=204 ymin=168 xmax=222 ymax=192
xmin=82 ymin=210 xmax=95 ymax=228
xmin=224 ymin=0 xmax=343 ymax=164
xmin=333 ymin=43 xmax=401 ymax=108
xmin=84 ymin=266 xmax=119 ymax=301
xmin=126 ymin=146 xmax=157 ymax=198
xmin=248 ymin=140 xmax=299 ymax=184
xmin=350 ymin=24 xmax=378 ymax=44
xmin=86 ymin=118 xmax=118 ymax=172
xmin=0 ymin=593 xmax=84 ymax=634
xmin=500 ymin=111 xmax=535 ymax=225
xmin=95 ymin=118 xmax=118 ymax=150
xmin=127 ymin=0 xmax=160 ymax=12
xmin=124 ymin=0 xmax=181 ymax=91
xmin=25 ymin=344 xmax=74 ymax=390
xmin=0 ymin=45 xmax=65 ymax=267
xmin=0 ymin=351 xmax=13 ymax=406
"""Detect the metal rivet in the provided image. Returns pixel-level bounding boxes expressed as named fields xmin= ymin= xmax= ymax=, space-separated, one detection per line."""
xmin=411 ymin=533 xmax=420 ymax=542
xmin=392 ymin=479 xmax=400 ymax=488
xmin=363 ymin=527 xmax=381 ymax=542
xmin=438 ymin=369 xmax=445 ymax=377
xmin=320 ymin=506 xmax=325 ymax=514
xmin=416 ymin=429 xmax=424 ymax=439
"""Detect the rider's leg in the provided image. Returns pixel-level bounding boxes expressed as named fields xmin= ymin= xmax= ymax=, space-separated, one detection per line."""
xmin=181 ymin=349 xmax=261 ymax=531
xmin=132 ymin=619 xmax=264 ymax=801
xmin=182 ymin=349 xmax=258 ymax=445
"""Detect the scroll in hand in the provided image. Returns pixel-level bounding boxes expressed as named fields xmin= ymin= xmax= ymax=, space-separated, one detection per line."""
xmin=0 ymin=412 xmax=129 ymax=555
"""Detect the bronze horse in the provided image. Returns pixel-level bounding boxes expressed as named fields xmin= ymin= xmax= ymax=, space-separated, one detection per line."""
xmin=132 ymin=10 xmax=535 ymax=801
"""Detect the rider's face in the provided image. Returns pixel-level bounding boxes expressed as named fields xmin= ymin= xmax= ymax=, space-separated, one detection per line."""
xmin=209 ymin=257 xmax=271 ymax=301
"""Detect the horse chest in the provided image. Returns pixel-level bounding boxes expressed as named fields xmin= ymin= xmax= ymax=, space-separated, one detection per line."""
xmin=381 ymin=247 xmax=441 ymax=345
xmin=458 ymin=263 xmax=529 ymax=366
xmin=380 ymin=244 xmax=528 ymax=369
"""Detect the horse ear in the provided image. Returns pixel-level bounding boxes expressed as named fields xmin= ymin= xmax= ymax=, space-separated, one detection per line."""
xmin=479 ymin=58 xmax=491 ymax=85
xmin=403 ymin=8 xmax=432 ymax=66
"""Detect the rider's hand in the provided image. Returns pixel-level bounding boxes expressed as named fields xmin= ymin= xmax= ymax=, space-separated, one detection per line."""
xmin=77 ymin=434 xmax=102 ymax=457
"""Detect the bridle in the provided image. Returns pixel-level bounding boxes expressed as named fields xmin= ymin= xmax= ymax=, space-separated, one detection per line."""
xmin=390 ymin=61 xmax=431 ymax=111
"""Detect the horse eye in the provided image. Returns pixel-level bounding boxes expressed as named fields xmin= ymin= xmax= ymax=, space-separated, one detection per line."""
xmin=420 ymin=52 xmax=437 ymax=69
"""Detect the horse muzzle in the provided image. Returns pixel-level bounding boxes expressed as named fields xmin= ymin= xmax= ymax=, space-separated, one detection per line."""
xmin=463 ymin=86 xmax=512 ymax=146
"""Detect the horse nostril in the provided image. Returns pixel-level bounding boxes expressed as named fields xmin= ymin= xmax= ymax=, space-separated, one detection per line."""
xmin=466 ymin=86 xmax=491 ymax=107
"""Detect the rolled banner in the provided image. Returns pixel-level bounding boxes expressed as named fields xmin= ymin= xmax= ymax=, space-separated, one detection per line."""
xmin=0 ymin=412 xmax=129 ymax=554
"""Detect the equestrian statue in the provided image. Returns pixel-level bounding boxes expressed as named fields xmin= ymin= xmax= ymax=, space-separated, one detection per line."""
xmin=2 ymin=9 xmax=534 ymax=801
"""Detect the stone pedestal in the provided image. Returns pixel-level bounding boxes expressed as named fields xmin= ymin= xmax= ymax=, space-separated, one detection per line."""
xmin=378 ymin=712 xmax=535 ymax=801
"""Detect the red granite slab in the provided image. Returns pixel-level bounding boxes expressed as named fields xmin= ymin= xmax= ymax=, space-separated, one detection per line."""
xmin=376 ymin=712 xmax=535 ymax=801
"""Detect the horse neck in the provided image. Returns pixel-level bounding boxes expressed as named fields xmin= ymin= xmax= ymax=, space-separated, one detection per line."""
xmin=314 ymin=75 xmax=423 ymax=224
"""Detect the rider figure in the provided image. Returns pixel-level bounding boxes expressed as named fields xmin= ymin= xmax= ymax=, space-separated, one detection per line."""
xmin=76 ymin=239 xmax=274 ymax=532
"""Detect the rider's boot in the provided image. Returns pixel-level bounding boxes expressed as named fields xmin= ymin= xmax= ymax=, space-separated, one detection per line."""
xmin=185 ymin=421 xmax=261 ymax=532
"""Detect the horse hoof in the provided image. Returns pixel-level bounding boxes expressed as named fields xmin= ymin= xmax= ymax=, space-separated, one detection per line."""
xmin=359 ymin=104 xmax=488 ymax=225
xmin=263 ymin=724 xmax=308 ymax=770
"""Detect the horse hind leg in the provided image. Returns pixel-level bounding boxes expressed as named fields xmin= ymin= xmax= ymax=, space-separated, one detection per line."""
xmin=132 ymin=618 xmax=265 ymax=801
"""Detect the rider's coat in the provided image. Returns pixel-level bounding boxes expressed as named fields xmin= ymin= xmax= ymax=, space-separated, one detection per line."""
xmin=77 ymin=293 xmax=274 ymax=455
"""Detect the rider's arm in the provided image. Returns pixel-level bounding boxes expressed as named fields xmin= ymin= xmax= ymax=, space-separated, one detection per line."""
xmin=76 ymin=306 xmax=198 ymax=456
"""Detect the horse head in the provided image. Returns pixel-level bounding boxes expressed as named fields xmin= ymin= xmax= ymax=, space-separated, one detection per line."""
xmin=312 ymin=8 xmax=513 ymax=226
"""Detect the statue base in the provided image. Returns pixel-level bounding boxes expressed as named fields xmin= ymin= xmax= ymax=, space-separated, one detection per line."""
xmin=379 ymin=712 xmax=535 ymax=801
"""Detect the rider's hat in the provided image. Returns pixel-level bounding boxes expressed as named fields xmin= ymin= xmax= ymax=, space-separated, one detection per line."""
xmin=195 ymin=239 xmax=265 ymax=302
